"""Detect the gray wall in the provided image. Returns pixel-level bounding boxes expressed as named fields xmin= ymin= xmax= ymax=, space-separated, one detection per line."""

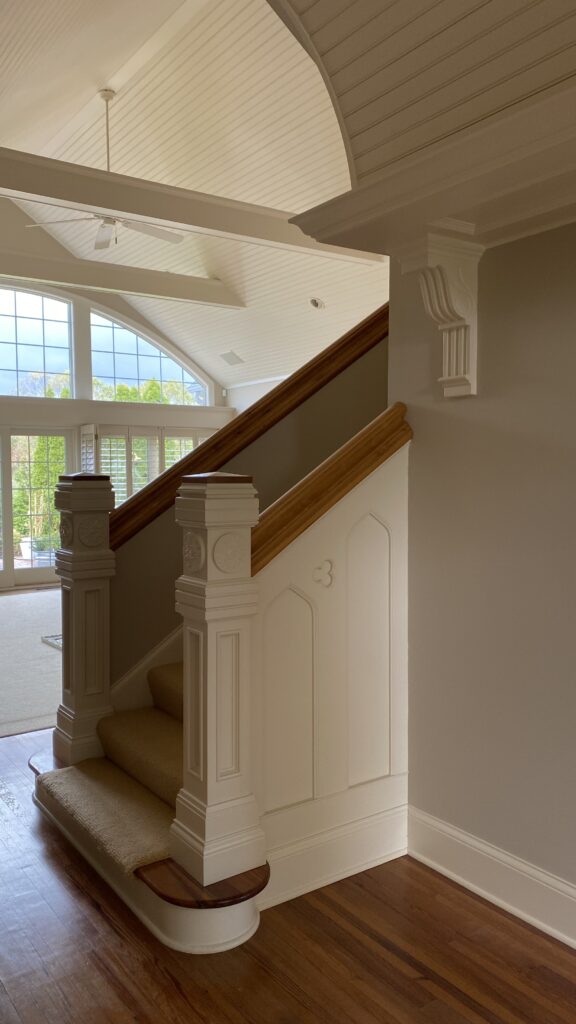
xmin=389 ymin=223 xmax=576 ymax=884
xmin=111 ymin=337 xmax=389 ymax=680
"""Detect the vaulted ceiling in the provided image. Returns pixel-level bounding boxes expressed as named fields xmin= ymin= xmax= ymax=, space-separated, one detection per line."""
xmin=0 ymin=0 xmax=388 ymax=392
xmin=269 ymin=0 xmax=576 ymax=255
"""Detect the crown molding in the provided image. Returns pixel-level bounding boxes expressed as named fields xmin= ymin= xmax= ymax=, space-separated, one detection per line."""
xmin=292 ymin=79 xmax=576 ymax=256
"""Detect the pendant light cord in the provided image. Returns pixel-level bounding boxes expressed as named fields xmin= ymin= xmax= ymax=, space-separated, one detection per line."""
xmin=99 ymin=89 xmax=115 ymax=173
xmin=105 ymin=96 xmax=111 ymax=173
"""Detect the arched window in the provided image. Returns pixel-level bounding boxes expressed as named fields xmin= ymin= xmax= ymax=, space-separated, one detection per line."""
xmin=0 ymin=287 xmax=71 ymax=398
xmin=90 ymin=312 xmax=207 ymax=405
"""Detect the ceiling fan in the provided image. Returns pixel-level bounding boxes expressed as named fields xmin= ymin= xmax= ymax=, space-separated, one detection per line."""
xmin=25 ymin=90 xmax=184 ymax=251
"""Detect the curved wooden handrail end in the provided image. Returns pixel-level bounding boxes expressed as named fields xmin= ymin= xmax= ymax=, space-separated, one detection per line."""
xmin=109 ymin=304 xmax=389 ymax=549
xmin=251 ymin=402 xmax=412 ymax=575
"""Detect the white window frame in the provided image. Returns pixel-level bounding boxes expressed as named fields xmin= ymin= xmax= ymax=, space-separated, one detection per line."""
xmin=0 ymin=285 xmax=73 ymax=400
xmin=0 ymin=426 xmax=77 ymax=590
xmin=88 ymin=305 xmax=213 ymax=406
xmin=0 ymin=281 xmax=217 ymax=406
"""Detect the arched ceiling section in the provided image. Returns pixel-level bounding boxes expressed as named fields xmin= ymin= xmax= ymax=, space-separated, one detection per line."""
xmin=266 ymin=0 xmax=576 ymax=188
xmin=1 ymin=0 xmax=390 ymax=394
xmin=9 ymin=0 xmax=351 ymax=214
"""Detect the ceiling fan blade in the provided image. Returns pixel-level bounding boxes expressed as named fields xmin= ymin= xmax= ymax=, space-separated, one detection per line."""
xmin=123 ymin=220 xmax=184 ymax=244
xmin=94 ymin=219 xmax=115 ymax=250
xmin=26 ymin=218 xmax=95 ymax=227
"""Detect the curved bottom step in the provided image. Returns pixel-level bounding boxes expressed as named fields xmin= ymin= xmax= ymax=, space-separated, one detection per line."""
xmin=34 ymin=783 xmax=263 ymax=954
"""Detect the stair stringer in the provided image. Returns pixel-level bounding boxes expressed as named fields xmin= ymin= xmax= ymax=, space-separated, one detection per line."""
xmin=111 ymin=625 xmax=182 ymax=711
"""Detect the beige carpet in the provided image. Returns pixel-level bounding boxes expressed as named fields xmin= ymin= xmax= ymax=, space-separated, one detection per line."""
xmin=37 ymin=758 xmax=172 ymax=872
xmin=0 ymin=587 xmax=62 ymax=737
xmin=97 ymin=708 xmax=183 ymax=807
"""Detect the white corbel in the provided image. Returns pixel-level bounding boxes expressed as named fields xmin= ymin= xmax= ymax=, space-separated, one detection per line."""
xmin=401 ymin=234 xmax=485 ymax=398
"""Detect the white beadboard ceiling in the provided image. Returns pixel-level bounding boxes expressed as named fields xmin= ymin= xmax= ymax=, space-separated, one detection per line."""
xmin=275 ymin=0 xmax=576 ymax=186
xmin=2 ymin=0 xmax=388 ymax=392
xmin=124 ymin=238 xmax=387 ymax=387
xmin=0 ymin=0 xmax=186 ymax=152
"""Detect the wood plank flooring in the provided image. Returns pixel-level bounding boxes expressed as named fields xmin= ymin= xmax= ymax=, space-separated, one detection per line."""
xmin=1 ymin=728 xmax=575 ymax=1024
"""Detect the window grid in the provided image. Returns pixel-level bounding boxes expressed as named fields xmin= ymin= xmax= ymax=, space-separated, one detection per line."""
xmin=0 ymin=288 xmax=71 ymax=399
xmin=99 ymin=436 xmax=129 ymax=506
xmin=11 ymin=433 xmax=66 ymax=568
xmin=90 ymin=312 xmax=207 ymax=406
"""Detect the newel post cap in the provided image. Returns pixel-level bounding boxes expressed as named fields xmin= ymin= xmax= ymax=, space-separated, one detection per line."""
xmin=55 ymin=473 xmax=115 ymax=514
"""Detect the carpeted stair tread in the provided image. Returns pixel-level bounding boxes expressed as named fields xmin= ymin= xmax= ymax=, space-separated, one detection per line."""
xmin=36 ymin=758 xmax=172 ymax=873
xmin=148 ymin=662 xmax=183 ymax=721
xmin=97 ymin=708 xmax=182 ymax=807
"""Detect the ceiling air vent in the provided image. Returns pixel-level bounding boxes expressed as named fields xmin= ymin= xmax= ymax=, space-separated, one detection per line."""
xmin=220 ymin=351 xmax=244 ymax=365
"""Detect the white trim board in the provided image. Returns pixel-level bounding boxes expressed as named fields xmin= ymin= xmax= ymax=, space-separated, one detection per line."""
xmin=409 ymin=807 xmax=576 ymax=950
xmin=258 ymin=805 xmax=407 ymax=911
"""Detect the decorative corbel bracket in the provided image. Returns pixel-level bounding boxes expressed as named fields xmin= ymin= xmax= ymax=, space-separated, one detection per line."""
xmin=400 ymin=234 xmax=485 ymax=398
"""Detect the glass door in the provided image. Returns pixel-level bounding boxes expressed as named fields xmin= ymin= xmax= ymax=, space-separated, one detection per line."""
xmin=0 ymin=436 xmax=7 ymax=587
xmin=0 ymin=431 xmax=75 ymax=588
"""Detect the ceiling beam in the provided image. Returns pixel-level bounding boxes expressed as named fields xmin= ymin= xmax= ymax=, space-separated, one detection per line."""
xmin=0 ymin=249 xmax=243 ymax=306
xmin=0 ymin=147 xmax=382 ymax=264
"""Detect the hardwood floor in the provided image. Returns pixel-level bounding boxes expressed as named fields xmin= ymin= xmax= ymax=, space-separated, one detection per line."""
xmin=1 ymin=729 xmax=575 ymax=1024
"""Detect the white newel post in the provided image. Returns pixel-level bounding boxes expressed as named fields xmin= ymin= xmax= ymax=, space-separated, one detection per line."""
xmin=53 ymin=473 xmax=115 ymax=765
xmin=170 ymin=473 xmax=266 ymax=886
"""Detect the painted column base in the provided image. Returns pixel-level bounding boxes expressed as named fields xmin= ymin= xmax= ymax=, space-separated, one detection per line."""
xmin=53 ymin=705 xmax=113 ymax=764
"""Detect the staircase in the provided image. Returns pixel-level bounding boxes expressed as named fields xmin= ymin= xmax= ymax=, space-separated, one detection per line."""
xmin=30 ymin=306 xmax=412 ymax=955
xmin=33 ymin=660 xmax=270 ymax=954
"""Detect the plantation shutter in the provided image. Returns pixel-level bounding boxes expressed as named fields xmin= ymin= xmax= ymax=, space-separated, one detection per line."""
xmin=98 ymin=433 xmax=129 ymax=506
xmin=80 ymin=424 xmax=98 ymax=473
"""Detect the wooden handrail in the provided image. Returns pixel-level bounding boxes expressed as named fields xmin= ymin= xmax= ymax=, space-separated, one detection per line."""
xmin=109 ymin=303 xmax=389 ymax=549
xmin=251 ymin=402 xmax=412 ymax=575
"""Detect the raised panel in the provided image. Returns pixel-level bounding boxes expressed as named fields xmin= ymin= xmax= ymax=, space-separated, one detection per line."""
xmin=347 ymin=514 xmax=390 ymax=786
xmin=263 ymin=587 xmax=315 ymax=812
xmin=62 ymin=584 xmax=71 ymax=695
xmin=216 ymin=631 xmax=240 ymax=780
xmin=83 ymin=588 xmax=103 ymax=696
xmin=185 ymin=628 xmax=203 ymax=780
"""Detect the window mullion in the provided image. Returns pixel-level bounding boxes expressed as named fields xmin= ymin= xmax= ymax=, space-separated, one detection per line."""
xmin=72 ymin=300 xmax=92 ymax=399
xmin=126 ymin=430 xmax=134 ymax=498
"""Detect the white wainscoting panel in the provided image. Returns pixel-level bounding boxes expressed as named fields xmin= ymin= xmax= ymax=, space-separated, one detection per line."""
xmin=254 ymin=445 xmax=409 ymax=905
xmin=409 ymin=807 xmax=576 ymax=950
xmin=347 ymin=513 xmax=390 ymax=786
xmin=263 ymin=587 xmax=316 ymax=812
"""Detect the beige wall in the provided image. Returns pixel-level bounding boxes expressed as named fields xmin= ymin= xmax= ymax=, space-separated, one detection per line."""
xmin=111 ymin=337 xmax=389 ymax=680
xmin=389 ymin=223 xmax=576 ymax=885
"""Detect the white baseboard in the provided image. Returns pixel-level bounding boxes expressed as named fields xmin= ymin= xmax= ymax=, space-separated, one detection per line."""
xmin=409 ymin=807 xmax=576 ymax=950
xmin=111 ymin=626 xmax=182 ymax=710
xmin=258 ymin=804 xmax=407 ymax=910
